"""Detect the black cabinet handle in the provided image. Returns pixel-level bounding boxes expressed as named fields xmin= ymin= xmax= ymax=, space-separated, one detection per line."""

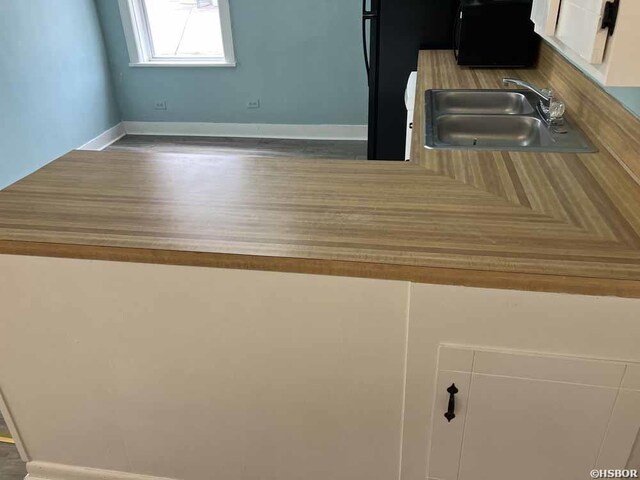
xmin=444 ymin=383 xmax=458 ymax=423
xmin=601 ymin=0 xmax=619 ymax=36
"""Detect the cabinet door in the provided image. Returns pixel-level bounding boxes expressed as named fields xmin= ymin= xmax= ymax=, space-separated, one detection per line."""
xmin=428 ymin=347 xmax=638 ymax=480
xmin=555 ymin=0 xmax=610 ymax=63
xmin=404 ymin=72 xmax=418 ymax=161
xmin=405 ymin=110 xmax=414 ymax=161
xmin=531 ymin=0 xmax=562 ymax=36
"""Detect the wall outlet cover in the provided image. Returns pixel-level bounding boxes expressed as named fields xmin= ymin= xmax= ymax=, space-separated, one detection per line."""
xmin=154 ymin=101 xmax=168 ymax=111
xmin=246 ymin=100 xmax=261 ymax=109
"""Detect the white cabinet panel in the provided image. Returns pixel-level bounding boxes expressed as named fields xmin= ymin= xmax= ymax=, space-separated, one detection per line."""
xmin=427 ymin=370 xmax=472 ymax=480
xmin=405 ymin=110 xmax=414 ymax=161
xmin=597 ymin=389 xmax=640 ymax=470
xmin=531 ymin=0 xmax=562 ymax=36
xmin=437 ymin=345 xmax=474 ymax=373
xmin=622 ymin=363 xmax=640 ymax=390
xmin=556 ymin=0 xmax=609 ymax=63
xmin=473 ymin=350 xmax=625 ymax=386
xmin=539 ymin=0 xmax=640 ymax=85
xmin=0 ymin=255 xmax=410 ymax=480
xmin=405 ymin=72 xmax=417 ymax=160
xmin=458 ymin=374 xmax=617 ymax=480
xmin=428 ymin=347 xmax=640 ymax=480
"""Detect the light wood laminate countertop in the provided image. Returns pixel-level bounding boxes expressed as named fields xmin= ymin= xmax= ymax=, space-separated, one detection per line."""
xmin=1 ymin=45 xmax=640 ymax=297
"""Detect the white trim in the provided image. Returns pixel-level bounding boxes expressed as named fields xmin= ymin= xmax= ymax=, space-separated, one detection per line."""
xmin=123 ymin=122 xmax=368 ymax=141
xmin=27 ymin=462 xmax=178 ymax=480
xmin=78 ymin=124 xmax=127 ymax=151
xmin=129 ymin=60 xmax=236 ymax=68
xmin=117 ymin=0 xmax=146 ymax=64
xmin=217 ymin=0 xmax=236 ymax=66
xmin=0 ymin=388 xmax=29 ymax=462
xmin=117 ymin=0 xmax=236 ymax=67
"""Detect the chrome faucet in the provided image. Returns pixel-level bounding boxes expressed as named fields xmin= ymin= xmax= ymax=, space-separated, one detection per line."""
xmin=502 ymin=78 xmax=566 ymax=126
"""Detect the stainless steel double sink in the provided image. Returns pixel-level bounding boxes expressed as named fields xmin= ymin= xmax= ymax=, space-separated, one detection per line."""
xmin=424 ymin=89 xmax=596 ymax=153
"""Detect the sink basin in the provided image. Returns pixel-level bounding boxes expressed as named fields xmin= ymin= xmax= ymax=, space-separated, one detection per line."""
xmin=436 ymin=115 xmax=547 ymax=148
xmin=433 ymin=90 xmax=534 ymax=115
xmin=425 ymin=89 xmax=596 ymax=153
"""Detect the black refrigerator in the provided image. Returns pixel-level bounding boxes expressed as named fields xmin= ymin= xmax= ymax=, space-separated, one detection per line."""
xmin=363 ymin=0 xmax=459 ymax=160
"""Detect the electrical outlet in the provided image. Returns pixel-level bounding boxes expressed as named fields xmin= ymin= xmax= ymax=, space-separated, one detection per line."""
xmin=154 ymin=101 xmax=167 ymax=111
xmin=246 ymin=99 xmax=261 ymax=109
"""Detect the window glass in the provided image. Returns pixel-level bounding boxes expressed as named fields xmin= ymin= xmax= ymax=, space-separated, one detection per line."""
xmin=143 ymin=0 xmax=224 ymax=58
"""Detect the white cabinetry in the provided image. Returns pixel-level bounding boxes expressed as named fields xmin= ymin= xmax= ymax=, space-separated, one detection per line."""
xmin=532 ymin=0 xmax=562 ymax=36
xmin=428 ymin=346 xmax=640 ymax=480
xmin=531 ymin=0 xmax=640 ymax=86
xmin=405 ymin=72 xmax=417 ymax=160
xmin=0 ymin=256 xmax=410 ymax=480
xmin=556 ymin=0 xmax=610 ymax=63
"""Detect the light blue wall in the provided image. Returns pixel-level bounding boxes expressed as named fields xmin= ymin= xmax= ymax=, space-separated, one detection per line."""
xmin=541 ymin=40 xmax=640 ymax=118
xmin=0 ymin=0 xmax=120 ymax=190
xmin=606 ymin=87 xmax=640 ymax=118
xmin=94 ymin=0 xmax=368 ymax=125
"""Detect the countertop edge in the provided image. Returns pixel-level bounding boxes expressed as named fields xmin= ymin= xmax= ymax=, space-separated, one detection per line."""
xmin=3 ymin=46 xmax=640 ymax=299
xmin=3 ymin=240 xmax=640 ymax=298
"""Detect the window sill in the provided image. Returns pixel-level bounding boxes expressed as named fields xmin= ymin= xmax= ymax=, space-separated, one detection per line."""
xmin=129 ymin=61 xmax=237 ymax=68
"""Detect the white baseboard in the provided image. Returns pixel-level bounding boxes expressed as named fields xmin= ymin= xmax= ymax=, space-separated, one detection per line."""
xmin=122 ymin=121 xmax=368 ymax=141
xmin=75 ymin=122 xmax=368 ymax=149
xmin=78 ymin=123 xmax=126 ymax=151
xmin=27 ymin=462 xmax=179 ymax=480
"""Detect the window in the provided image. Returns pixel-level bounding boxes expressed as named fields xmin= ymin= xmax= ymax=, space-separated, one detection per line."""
xmin=118 ymin=0 xmax=236 ymax=67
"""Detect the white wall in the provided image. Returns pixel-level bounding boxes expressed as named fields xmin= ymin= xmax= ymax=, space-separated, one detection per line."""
xmin=0 ymin=255 xmax=408 ymax=480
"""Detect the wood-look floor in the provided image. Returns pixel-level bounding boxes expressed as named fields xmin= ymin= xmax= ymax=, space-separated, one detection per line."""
xmin=0 ymin=415 xmax=25 ymax=480
xmin=107 ymin=135 xmax=368 ymax=160
xmin=0 ymin=443 xmax=25 ymax=480
xmin=1 ymin=46 xmax=640 ymax=297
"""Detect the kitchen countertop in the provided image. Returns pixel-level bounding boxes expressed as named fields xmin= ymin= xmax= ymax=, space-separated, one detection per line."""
xmin=1 ymin=45 xmax=640 ymax=298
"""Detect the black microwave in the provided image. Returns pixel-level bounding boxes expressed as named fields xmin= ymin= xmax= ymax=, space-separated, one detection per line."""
xmin=454 ymin=0 xmax=540 ymax=67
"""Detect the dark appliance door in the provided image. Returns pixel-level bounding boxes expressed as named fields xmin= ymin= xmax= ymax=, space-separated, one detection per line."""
xmin=456 ymin=0 xmax=539 ymax=67
xmin=366 ymin=0 xmax=459 ymax=160
xmin=363 ymin=0 xmax=381 ymax=160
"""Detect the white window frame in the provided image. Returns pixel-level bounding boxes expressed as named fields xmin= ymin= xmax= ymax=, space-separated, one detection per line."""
xmin=117 ymin=0 xmax=236 ymax=67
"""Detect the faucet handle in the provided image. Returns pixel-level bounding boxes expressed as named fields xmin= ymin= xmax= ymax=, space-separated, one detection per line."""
xmin=541 ymin=88 xmax=553 ymax=100
xmin=548 ymin=101 xmax=566 ymax=121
